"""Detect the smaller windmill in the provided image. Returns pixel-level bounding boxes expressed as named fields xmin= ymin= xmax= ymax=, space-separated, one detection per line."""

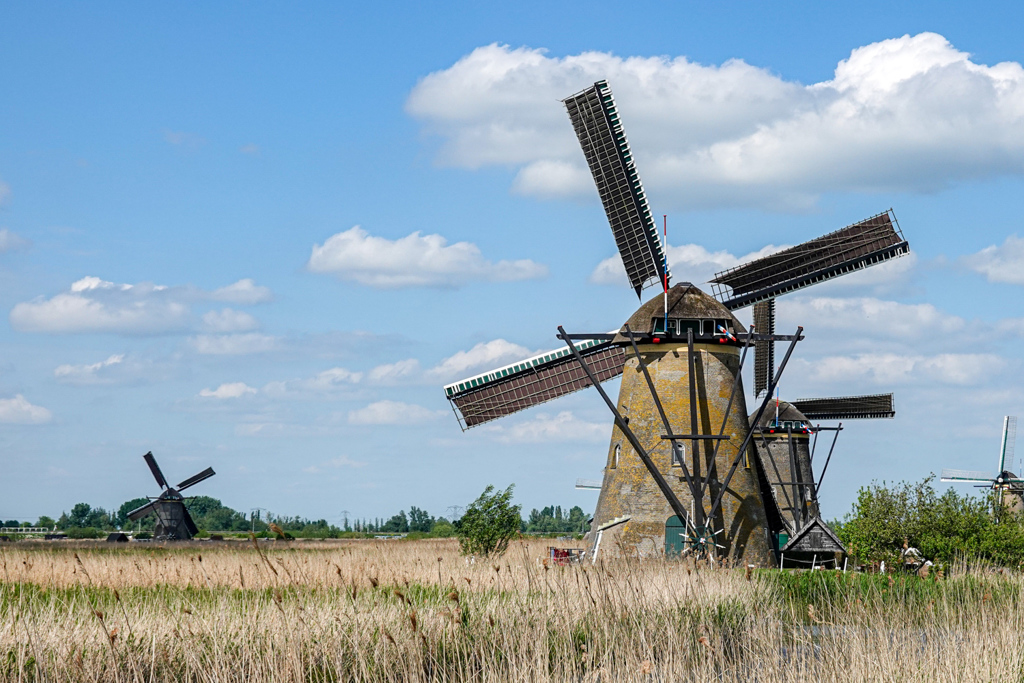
xmin=941 ymin=416 xmax=1022 ymax=513
xmin=127 ymin=452 xmax=215 ymax=540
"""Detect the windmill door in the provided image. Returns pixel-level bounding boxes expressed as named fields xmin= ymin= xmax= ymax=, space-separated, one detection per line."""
xmin=665 ymin=516 xmax=685 ymax=556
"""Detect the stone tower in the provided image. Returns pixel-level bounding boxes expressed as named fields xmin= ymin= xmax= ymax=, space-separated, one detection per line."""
xmin=589 ymin=284 xmax=775 ymax=566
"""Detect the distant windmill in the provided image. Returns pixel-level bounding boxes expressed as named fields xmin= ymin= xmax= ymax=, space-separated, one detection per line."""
xmin=127 ymin=452 xmax=215 ymax=540
xmin=942 ymin=417 xmax=1022 ymax=514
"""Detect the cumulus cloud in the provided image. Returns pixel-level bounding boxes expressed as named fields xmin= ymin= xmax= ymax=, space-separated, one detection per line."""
xmin=780 ymin=297 xmax=965 ymax=339
xmin=307 ymin=226 xmax=547 ymax=288
xmin=963 ymin=234 xmax=1024 ymax=284
xmin=482 ymin=411 xmax=607 ymax=443
xmin=427 ymin=339 xmax=534 ymax=380
xmin=808 ymin=352 xmax=1007 ymax=385
xmin=263 ymin=367 xmax=363 ymax=399
xmin=202 ymin=308 xmax=260 ymax=333
xmin=367 ymin=358 xmax=422 ymax=384
xmin=199 ymin=382 xmax=258 ymax=399
xmin=211 ymin=279 xmax=273 ymax=304
xmin=54 ymin=354 xmax=125 ymax=385
xmin=591 ymin=242 xmax=784 ymax=287
xmin=408 ymin=34 xmax=1024 ymax=209
xmin=0 ymin=395 xmax=52 ymax=424
xmin=0 ymin=228 xmax=29 ymax=253
xmin=347 ymin=400 xmax=443 ymax=425
xmin=11 ymin=276 xmax=273 ymax=335
xmin=190 ymin=333 xmax=280 ymax=355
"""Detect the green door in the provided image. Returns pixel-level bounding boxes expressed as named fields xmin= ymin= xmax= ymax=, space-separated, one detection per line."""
xmin=665 ymin=516 xmax=685 ymax=556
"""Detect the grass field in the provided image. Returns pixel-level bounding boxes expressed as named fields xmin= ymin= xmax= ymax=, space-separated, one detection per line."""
xmin=2 ymin=538 xmax=1023 ymax=681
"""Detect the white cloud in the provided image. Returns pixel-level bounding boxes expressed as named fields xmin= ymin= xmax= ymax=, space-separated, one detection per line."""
xmin=307 ymin=226 xmax=547 ymax=288
xmin=11 ymin=276 xmax=272 ymax=335
xmin=483 ymin=411 xmax=607 ymax=443
xmin=11 ymin=277 xmax=190 ymax=334
xmin=367 ymin=358 xmax=422 ymax=384
xmin=54 ymin=354 xmax=125 ymax=385
xmin=0 ymin=181 xmax=9 ymax=206
xmin=163 ymin=129 xmax=205 ymax=148
xmin=427 ymin=339 xmax=534 ymax=380
xmin=591 ymin=242 xmax=784 ymax=287
xmin=0 ymin=228 xmax=29 ymax=253
xmin=347 ymin=400 xmax=443 ymax=425
xmin=239 ymin=143 xmax=260 ymax=155
xmin=302 ymin=456 xmax=366 ymax=473
xmin=0 ymin=395 xmax=52 ymax=424
xmin=262 ymin=367 xmax=363 ymax=398
xmin=201 ymin=308 xmax=260 ymax=332
xmin=199 ymin=382 xmax=257 ymax=399
xmin=211 ymin=279 xmax=273 ymax=304
xmin=408 ymin=34 xmax=1024 ymax=209
xmin=190 ymin=333 xmax=280 ymax=355
xmin=963 ymin=235 xmax=1024 ymax=285
xmin=808 ymin=353 xmax=1007 ymax=385
xmin=780 ymin=297 xmax=965 ymax=339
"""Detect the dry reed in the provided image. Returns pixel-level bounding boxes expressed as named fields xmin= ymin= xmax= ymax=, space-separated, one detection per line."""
xmin=1 ymin=538 xmax=1022 ymax=681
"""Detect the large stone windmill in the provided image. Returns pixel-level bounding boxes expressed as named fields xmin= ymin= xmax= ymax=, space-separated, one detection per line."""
xmin=443 ymin=81 xmax=909 ymax=565
xmin=127 ymin=451 xmax=215 ymax=540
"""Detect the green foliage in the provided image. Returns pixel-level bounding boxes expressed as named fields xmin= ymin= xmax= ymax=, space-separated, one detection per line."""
xmin=431 ymin=519 xmax=456 ymax=537
xmin=115 ymin=498 xmax=151 ymax=528
xmin=35 ymin=516 xmax=55 ymax=529
xmin=382 ymin=511 xmax=409 ymax=533
xmin=457 ymin=484 xmax=521 ymax=556
xmin=60 ymin=504 xmax=111 ymax=530
xmin=408 ymin=506 xmax=435 ymax=533
xmin=835 ymin=475 xmax=1024 ymax=566
xmin=525 ymin=505 xmax=588 ymax=533
xmin=65 ymin=527 xmax=102 ymax=539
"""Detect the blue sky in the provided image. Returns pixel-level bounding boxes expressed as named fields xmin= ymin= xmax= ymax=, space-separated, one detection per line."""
xmin=2 ymin=2 xmax=1024 ymax=525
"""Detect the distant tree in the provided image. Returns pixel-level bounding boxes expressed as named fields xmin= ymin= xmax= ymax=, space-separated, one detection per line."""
xmin=382 ymin=510 xmax=409 ymax=533
xmin=431 ymin=518 xmax=456 ymax=537
xmin=2 ymin=520 xmax=18 ymax=528
xmin=35 ymin=516 xmax=56 ymax=529
xmin=116 ymin=498 xmax=151 ymax=528
xmin=409 ymin=506 xmax=435 ymax=533
xmin=458 ymin=485 xmax=521 ymax=556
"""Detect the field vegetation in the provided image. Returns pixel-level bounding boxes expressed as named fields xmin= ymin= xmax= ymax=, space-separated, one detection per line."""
xmin=2 ymin=538 xmax=1023 ymax=682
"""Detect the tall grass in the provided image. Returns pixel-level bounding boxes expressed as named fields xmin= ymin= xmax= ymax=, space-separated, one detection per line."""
xmin=2 ymin=539 xmax=1023 ymax=681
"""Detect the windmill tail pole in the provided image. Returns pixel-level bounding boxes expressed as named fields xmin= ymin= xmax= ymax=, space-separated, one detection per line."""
xmin=815 ymin=422 xmax=842 ymax=492
xmin=707 ymin=326 xmax=803 ymax=525
xmin=558 ymin=326 xmax=690 ymax=525
xmin=623 ymin=325 xmax=700 ymax=513
xmin=663 ymin=215 xmax=668 ymax=332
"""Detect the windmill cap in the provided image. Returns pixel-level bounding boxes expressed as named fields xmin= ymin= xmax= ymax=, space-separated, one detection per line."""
xmin=750 ymin=400 xmax=810 ymax=428
xmin=613 ymin=283 xmax=746 ymax=344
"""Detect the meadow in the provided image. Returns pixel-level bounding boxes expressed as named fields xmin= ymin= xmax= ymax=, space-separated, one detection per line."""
xmin=1 ymin=538 xmax=1022 ymax=682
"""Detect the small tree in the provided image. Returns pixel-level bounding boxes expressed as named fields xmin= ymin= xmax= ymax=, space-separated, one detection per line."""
xmin=457 ymin=485 xmax=521 ymax=556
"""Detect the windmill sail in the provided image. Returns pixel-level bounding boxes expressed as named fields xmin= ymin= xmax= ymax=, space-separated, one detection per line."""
xmin=710 ymin=210 xmax=909 ymax=310
xmin=790 ymin=394 xmax=895 ymax=420
xmin=940 ymin=469 xmax=994 ymax=483
xmin=177 ymin=467 xmax=215 ymax=492
xmin=752 ymin=298 xmax=775 ymax=397
xmin=999 ymin=416 xmax=1017 ymax=473
xmin=445 ymin=340 xmax=625 ymax=429
xmin=564 ymin=81 xmax=669 ymax=297
xmin=144 ymin=451 xmax=168 ymax=489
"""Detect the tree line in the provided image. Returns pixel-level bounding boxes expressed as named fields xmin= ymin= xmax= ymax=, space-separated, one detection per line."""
xmin=3 ymin=495 xmax=588 ymax=539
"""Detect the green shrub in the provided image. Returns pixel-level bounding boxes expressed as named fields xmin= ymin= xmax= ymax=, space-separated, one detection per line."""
xmin=66 ymin=527 xmax=101 ymax=539
xmin=457 ymin=484 xmax=521 ymax=556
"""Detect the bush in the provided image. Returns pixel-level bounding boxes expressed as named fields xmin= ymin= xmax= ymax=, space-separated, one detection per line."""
xmin=835 ymin=475 xmax=1024 ymax=566
xmin=457 ymin=485 xmax=521 ymax=556
xmin=66 ymin=527 xmax=102 ymax=539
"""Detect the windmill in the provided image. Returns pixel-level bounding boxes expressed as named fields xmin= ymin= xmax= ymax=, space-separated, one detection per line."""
xmin=442 ymin=80 xmax=910 ymax=565
xmin=126 ymin=452 xmax=215 ymax=540
xmin=942 ymin=416 xmax=1022 ymax=515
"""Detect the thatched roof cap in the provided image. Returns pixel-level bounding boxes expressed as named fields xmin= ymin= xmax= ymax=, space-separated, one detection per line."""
xmin=613 ymin=283 xmax=746 ymax=344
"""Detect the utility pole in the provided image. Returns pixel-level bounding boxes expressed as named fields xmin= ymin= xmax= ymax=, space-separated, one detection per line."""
xmin=250 ymin=508 xmax=266 ymax=534
xmin=446 ymin=505 xmax=463 ymax=522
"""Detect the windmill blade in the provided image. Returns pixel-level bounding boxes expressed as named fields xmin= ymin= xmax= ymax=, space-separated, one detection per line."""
xmin=790 ymin=393 xmax=895 ymax=420
xmin=127 ymin=500 xmax=158 ymax=521
xmin=444 ymin=339 xmax=625 ymax=429
xmin=182 ymin=508 xmax=199 ymax=537
xmin=177 ymin=467 xmax=215 ymax=492
xmin=564 ymin=81 xmax=669 ymax=297
xmin=143 ymin=451 xmax=168 ymax=489
xmin=710 ymin=210 xmax=909 ymax=310
xmin=752 ymin=298 xmax=775 ymax=398
xmin=999 ymin=416 xmax=1017 ymax=473
xmin=941 ymin=468 xmax=994 ymax=483
xmin=575 ymin=478 xmax=603 ymax=490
